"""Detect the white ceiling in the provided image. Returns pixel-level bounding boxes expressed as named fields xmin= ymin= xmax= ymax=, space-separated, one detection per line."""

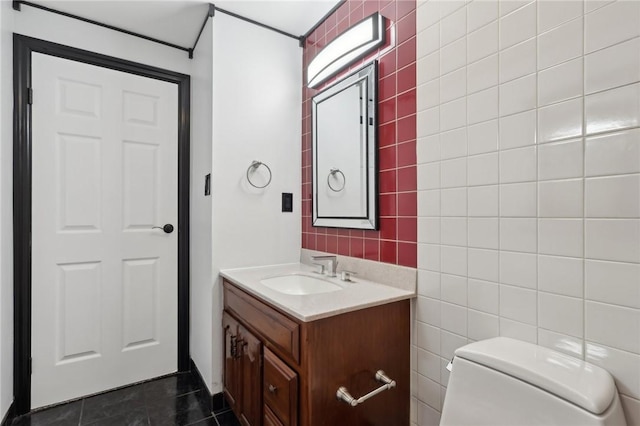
xmin=28 ymin=0 xmax=340 ymax=48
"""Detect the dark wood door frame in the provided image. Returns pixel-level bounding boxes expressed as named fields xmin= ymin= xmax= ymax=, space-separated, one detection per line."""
xmin=13 ymin=34 xmax=191 ymax=414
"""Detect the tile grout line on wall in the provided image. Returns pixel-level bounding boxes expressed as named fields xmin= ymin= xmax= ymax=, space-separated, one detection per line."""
xmin=581 ymin=0 xmax=588 ymax=361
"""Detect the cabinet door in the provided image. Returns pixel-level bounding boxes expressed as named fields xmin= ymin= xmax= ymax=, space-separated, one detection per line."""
xmin=222 ymin=313 xmax=242 ymax=415
xmin=239 ymin=325 xmax=262 ymax=426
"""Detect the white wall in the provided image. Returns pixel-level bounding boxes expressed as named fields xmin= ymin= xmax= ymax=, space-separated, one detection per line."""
xmin=415 ymin=1 xmax=640 ymax=425
xmin=0 ymin=0 xmax=15 ymax=420
xmin=208 ymin=13 xmax=302 ymax=393
xmin=0 ymin=2 xmax=212 ymax=418
xmin=189 ymin=17 xmax=214 ymax=393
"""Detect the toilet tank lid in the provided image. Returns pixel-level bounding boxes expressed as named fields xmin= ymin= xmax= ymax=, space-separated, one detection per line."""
xmin=454 ymin=337 xmax=616 ymax=415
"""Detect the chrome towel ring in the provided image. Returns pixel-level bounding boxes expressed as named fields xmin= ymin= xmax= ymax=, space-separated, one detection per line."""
xmin=247 ymin=160 xmax=272 ymax=189
xmin=327 ymin=168 xmax=346 ymax=192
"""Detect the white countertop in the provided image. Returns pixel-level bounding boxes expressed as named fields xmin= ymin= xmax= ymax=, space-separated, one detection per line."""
xmin=220 ymin=263 xmax=416 ymax=322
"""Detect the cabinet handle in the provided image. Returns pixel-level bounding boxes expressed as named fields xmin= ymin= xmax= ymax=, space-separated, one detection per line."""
xmin=268 ymin=384 xmax=277 ymax=394
xmin=230 ymin=335 xmax=237 ymax=358
xmin=234 ymin=339 xmax=245 ymax=359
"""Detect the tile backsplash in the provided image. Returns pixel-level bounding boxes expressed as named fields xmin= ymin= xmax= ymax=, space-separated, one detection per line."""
xmin=415 ymin=1 xmax=640 ymax=425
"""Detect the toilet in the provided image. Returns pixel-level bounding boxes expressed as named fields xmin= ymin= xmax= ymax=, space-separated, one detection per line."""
xmin=440 ymin=337 xmax=627 ymax=426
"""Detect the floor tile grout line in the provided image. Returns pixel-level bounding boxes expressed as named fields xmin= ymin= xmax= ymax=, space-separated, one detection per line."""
xmin=78 ymin=398 xmax=85 ymax=426
xmin=183 ymin=414 xmax=216 ymax=426
xmin=145 ymin=403 xmax=151 ymax=426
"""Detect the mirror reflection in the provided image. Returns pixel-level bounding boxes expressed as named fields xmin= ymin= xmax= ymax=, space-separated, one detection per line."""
xmin=312 ymin=62 xmax=378 ymax=230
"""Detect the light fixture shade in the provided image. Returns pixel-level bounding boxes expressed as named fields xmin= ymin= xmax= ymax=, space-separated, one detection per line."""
xmin=307 ymin=12 xmax=386 ymax=89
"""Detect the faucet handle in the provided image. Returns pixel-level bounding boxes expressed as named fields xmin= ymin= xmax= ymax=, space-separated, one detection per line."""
xmin=340 ymin=270 xmax=357 ymax=282
xmin=328 ymin=260 xmax=338 ymax=277
xmin=312 ymin=263 xmax=326 ymax=274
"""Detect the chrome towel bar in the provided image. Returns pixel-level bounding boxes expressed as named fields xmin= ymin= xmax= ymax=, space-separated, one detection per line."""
xmin=336 ymin=370 xmax=396 ymax=407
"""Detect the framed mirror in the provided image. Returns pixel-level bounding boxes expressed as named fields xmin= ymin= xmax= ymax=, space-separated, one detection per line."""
xmin=312 ymin=62 xmax=378 ymax=230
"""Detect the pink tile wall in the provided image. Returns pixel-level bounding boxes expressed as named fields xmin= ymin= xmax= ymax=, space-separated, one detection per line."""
xmin=301 ymin=0 xmax=418 ymax=268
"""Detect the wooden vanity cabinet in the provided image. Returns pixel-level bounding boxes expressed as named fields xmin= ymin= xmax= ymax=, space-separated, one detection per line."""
xmin=222 ymin=314 xmax=242 ymax=413
xmin=223 ymin=279 xmax=410 ymax=426
xmin=222 ymin=312 xmax=262 ymax=426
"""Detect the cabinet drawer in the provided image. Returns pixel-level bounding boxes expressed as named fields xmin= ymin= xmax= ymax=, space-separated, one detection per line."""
xmin=224 ymin=281 xmax=300 ymax=363
xmin=264 ymin=348 xmax=298 ymax=426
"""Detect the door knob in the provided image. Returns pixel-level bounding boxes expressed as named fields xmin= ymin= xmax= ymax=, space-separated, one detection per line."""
xmin=152 ymin=224 xmax=174 ymax=234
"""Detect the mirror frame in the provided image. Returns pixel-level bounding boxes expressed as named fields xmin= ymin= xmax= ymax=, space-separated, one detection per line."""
xmin=311 ymin=61 xmax=378 ymax=230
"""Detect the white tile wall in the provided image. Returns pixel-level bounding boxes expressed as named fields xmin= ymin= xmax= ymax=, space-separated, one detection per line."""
xmin=467 ymin=0 xmax=498 ymax=32
xmin=499 ymin=146 xmax=536 ymax=183
xmin=468 ymin=248 xmax=499 ymax=281
xmin=467 ymin=21 xmax=498 ymax=63
xmin=500 ymin=182 xmax=536 ymax=216
xmin=537 ymin=0 xmax=582 ymax=33
xmin=537 ymin=17 xmax=582 ymax=70
xmin=499 ymin=218 xmax=536 ymax=252
xmin=585 ymin=175 xmax=640 ymax=218
xmin=538 ymin=139 xmax=583 ymax=179
xmin=538 ymin=179 xmax=583 ymax=217
xmin=441 ymin=187 xmax=467 ymax=216
xmin=585 ymin=129 xmax=640 ymax=176
xmin=585 ymin=83 xmax=640 ymax=135
xmin=468 ymin=185 xmax=499 ymax=216
xmin=499 ymin=73 xmax=537 ymax=115
xmin=585 ymin=260 xmax=640 ymax=309
xmin=468 ymin=152 xmax=498 ymax=185
xmin=499 ymin=2 xmax=536 ymax=49
xmin=415 ymin=1 xmax=640 ymax=424
xmin=441 ymin=217 xmax=467 ymax=246
xmin=538 ymin=58 xmax=583 ymax=106
xmin=467 ymin=54 xmax=498 ymax=94
xmin=499 ymin=109 xmax=536 ymax=149
xmin=584 ymin=0 xmax=640 ymax=53
xmin=440 ymin=69 xmax=467 ymax=104
xmin=538 ymin=255 xmax=583 ymax=298
xmin=584 ymin=38 xmax=640 ymax=94
xmin=468 ymin=218 xmax=499 ymax=249
xmin=441 ymin=273 xmax=467 ymax=306
xmin=538 ymin=97 xmax=583 ymax=142
xmin=537 ymin=328 xmax=584 ymax=358
xmin=467 ymin=309 xmax=499 ymax=340
xmin=500 ymin=251 xmax=537 ymax=288
xmin=468 ymin=86 xmax=499 ymax=124
xmin=538 ymin=218 xmax=583 ymax=257
xmin=538 ymin=292 xmax=584 ymax=337
xmin=468 ymin=278 xmax=499 ymax=314
xmin=585 ymin=219 xmax=640 ymax=262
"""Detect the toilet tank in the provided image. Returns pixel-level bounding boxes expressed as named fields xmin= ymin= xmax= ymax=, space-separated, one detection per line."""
xmin=440 ymin=337 xmax=627 ymax=426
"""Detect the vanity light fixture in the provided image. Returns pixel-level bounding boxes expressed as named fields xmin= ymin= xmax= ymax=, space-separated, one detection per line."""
xmin=307 ymin=12 xmax=386 ymax=89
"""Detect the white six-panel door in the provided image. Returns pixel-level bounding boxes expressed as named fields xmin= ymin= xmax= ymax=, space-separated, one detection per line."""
xmin=31 ymin=53 xmax=178 ymax=408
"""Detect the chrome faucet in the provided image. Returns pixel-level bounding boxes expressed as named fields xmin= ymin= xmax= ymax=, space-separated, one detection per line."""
xmin=311 ymin=255 xmax=338 ymax=277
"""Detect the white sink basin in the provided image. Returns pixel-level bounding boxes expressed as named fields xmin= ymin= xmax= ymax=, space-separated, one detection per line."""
xmin=260 ymin=273 xmax=343 ymax=295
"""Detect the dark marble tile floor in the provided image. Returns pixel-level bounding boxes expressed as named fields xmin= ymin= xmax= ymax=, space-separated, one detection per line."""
xmin=11 ymin=371 xmax=240 ymax=426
